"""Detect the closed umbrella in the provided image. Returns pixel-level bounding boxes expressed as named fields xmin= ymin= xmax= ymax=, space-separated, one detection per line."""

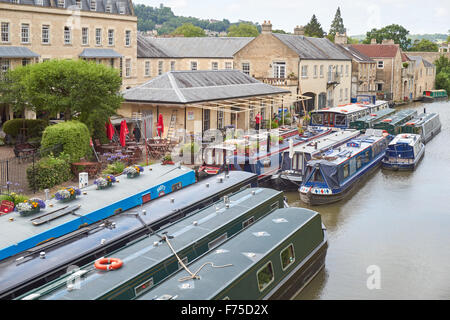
xmin=120 ymin=120 xmax=129 ymax=147
xmin=105 ymin=119 xmax=114 ymax=141
xmin=157 ymin=114 xmax=164 ymax=137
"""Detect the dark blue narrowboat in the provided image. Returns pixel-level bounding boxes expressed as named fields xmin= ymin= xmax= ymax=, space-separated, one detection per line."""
xmin=381 ymin=134 xmax=425 ymax=171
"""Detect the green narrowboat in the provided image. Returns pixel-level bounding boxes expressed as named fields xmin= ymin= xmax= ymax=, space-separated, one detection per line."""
xmin=401 ymin=112 xmax=441 ymax=144
xmin=423 ymin=89 xmax=447 ymax=102
xmin=373 ymin=109 xmax=418 ymax=135
xmin=349 ymin=108 xmax=396 ymax=131
xmin=18 ymin=188 xmax=285 ymax=300
xmin=139 ymin=207 xmax=327 ymax=300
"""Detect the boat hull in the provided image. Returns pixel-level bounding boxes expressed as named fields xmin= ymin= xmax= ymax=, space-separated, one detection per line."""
xmin=381 ymin=146 xmax=425 ymax=171
xmin=273 ymin=172 xmax=302 ymax=191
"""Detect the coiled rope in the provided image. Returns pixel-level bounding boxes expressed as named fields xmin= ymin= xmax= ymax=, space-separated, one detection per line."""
xmin=163 ymin=235 xmax=232 ymax=282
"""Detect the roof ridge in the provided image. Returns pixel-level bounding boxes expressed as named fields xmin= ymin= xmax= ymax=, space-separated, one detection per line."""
xmin=167 ymin=72 xmax=187 ymax=103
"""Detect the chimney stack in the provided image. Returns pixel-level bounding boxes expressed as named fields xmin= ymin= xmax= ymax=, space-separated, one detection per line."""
xmin=261 ymin=20 xmax=272 ymax=34
xmin=294 ymin=25 xmax=305 ymax=36
xmin=371 ymin=38 xmax=377 ymax=44
xmin=334 ymin=32 xmax=347 ymax=45
xmin=381 ymin=39 xmax=395 ymax=45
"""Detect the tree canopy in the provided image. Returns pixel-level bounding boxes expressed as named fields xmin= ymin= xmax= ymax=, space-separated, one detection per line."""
xmin=0 ymin=59 xmax=123 ymax=136
xmin=363 ymin=24 xmax=412 ymax=50
xmin=172 ymin=23 xmax=206 ymax=37
xmin=304 ymin=15 xmax=325 ymax=38
xmin=227 ymin=23 xmax=259 ymax=37
xmin=328 ymin=7 xmax=346 ymax=42
xmin=435 ymin=55 xmax=450 ymax=94
xmin=409 ymin=39 xmax=439 ymax=52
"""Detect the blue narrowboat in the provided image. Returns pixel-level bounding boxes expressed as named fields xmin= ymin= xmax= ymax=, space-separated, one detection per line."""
xmin=381 ymin=134 xmax=425 ymax=171
xmin=299 ymin=129 xmax=390 ymax=205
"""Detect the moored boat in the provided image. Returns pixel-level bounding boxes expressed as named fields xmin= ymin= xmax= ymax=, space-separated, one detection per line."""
xmin=373 ymin=109 xmax=418 ymax=135
xmin=401 ymin=112 xmax=441 ymax=144
xmin=422 ymin=89 xmax=447 ymax=102
xmin=349 ymin=108 xmax=396 ymax=132
xmin=381 ymin=134 xmax=425 ymax=171
xmin=299 ymin=129 xmax=390 ymax=205
xmin=137 ymin=207 xmax=327 ymax=300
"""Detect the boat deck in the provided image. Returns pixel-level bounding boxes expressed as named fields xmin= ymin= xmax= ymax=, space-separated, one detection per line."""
xmin=0 ymin=163 xmax=195 ymax=261
xmin=292 ymin=129 xmax=360 ymax=156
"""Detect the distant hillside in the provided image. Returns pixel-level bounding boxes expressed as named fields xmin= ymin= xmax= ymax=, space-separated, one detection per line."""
xmin=134 ymin=4 xmax=261 ymax=35
xmin=351 ymin=33 xmax=448 ymax=43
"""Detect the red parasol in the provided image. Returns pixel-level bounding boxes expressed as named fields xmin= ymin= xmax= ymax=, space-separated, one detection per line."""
xmin=157 ymin=114 xmax=164 ymax=137
xmin=120 ymin=120 xmax=129 ymax=147
xmin=106 ymin=119 xmax=114 ymax=141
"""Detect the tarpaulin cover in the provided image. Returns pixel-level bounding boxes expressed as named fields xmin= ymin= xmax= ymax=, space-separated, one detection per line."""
xmin=306 ymin=159 xmax=340 ymax=189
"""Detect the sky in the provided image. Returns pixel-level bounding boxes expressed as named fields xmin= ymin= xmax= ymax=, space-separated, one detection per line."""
xmin=133 ymin=0 xmax=450 ymax=36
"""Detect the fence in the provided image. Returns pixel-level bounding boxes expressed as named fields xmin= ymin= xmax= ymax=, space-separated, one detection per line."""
xmin=0 ymin=144 xmax=62 ymax=194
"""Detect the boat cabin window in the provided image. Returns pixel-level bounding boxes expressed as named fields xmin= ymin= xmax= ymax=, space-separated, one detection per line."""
xmin=311 ymin=113 xmax=323 ymax=126
xmin=311 ymin=168 xmax=324 ymax=183
xmin=134 ymin=278 xmax=154 ymax=297
xmin=257 ymin=261 xmax=275 ymax=292
xmin=270 ymin=202 xmax=279 ymax=211
xmin=343 ymin=163 xmax=349 ymax=179
xmin=242 ymin=216 xmax=255 ymax=229
xmin=208 ymin=233 xmax=228 ymax=250
xmin=280 ymin=244 xmax=295 ymax=271
xmin=356 ymin=156 xmax=362 ymax=169
xmin=335 ymin=114 xmax=346 ymax=126
xmin=172 ymin=182 xmax=182 ymax=192
xmin=363 ymin=151 xmax=370 ymax=163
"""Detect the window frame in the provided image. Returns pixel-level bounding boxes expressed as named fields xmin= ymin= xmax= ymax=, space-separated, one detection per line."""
xmin=81 ymin=27 xmax=89 ymax=45
xmin=1 ymin=22 xmax=10 ymax=43
xmin=125 ymin=58 xmax=131 ymax=77
xmin=190 ymin=61 xmax=198 ymax=71
xmin=256 ymin=261 xmax=275 ymax=292
xmin=21 ymin=23 xmax=30 ymax=44
xmin=95 ymin=28 xmax=102 ymax=46
xmin=42 ymin=25 xmax=50 ymax=44
xmin=280 ymin=243 xmax=295 ymax=271
xmin=242 ymin=62 xmax=250 ymax=75
xmin=377 ymin=61 xmax=384 ymax=69
xmin=107 ymin=29 xmax=114 ymax=46
xmin=64 ymin=26 xmax=71 ymax=45
xmin=125 ymin=30 xmax=131 ymax=47
xmin=144 ymin=60 xmax=150 ymax=77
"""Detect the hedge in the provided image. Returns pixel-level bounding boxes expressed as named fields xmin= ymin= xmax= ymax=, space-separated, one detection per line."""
xmin=2 ymin=119 xmax=48 ymax=139
xmin=41 ymin=120 xmax=91 ymax=162
xmin=26 ymin=155 xmax=73 ymax=191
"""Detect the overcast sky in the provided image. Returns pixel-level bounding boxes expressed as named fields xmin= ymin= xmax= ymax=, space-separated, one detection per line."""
xmin=134 ymin=0 xmax=449 ymax=35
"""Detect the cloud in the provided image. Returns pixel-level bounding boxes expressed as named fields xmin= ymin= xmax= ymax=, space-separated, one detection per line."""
xmin=434 ymin=7 xmax=448 ymax=18
xmin=366 ymin=5 xmax=381 ymax=30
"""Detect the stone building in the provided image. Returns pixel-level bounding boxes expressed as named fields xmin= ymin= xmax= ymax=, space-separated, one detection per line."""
xmin=407 ymin=55 xmax=436 ymax=99
xmin=136 ymin=35 xmax=253 ymax=85
xmin=233 ymin=21 xmax=352 ymax=114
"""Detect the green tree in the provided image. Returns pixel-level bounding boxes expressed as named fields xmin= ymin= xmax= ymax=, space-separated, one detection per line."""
xmin=273 ymin=29 xmax=287 ymax=34
xmin=347 ymin=36 xmax=359 ymax=44
xmin=363 ymin=24 xmax=412 ymax=50
xmin=172 ymin=23 xmax=206 ymax=37
xmin=409 ymin=39 xmax=439 ymax=52
xmin=304 ymin=15 xmax=325 ymax=38
xmin=435 ymin=67 xmax=450 ymax=93
xmin=435 ymin=55 xmax=450 ymax=74
xmin=227 ymin=23 xmax=259 ymax=37
xmin=328 ymin=7 xmax=346 ymax=42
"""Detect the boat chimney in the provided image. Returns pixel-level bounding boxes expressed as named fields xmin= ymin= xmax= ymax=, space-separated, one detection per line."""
xmin=206 ymin=183 xmax=210 ymax=188
xmin=40 ymin=252 xmax=46 ymax=259
xmin=424 ymin=108 xmax=426 ymax=114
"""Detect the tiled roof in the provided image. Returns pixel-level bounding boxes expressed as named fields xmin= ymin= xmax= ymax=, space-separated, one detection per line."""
xmin=407 ymin=55 xmax=435 ymax=68
xmin=137 ymin=34 xmax=254 ymax=58
xmin=0 ymin=46 xmax=39 ymax=58
xmin=0 ymin=0 xmax=134 ymax=16
xmin=272 ymin=34 xmax=351 ymax=60
xmin=122 ymin=70 xmax=289 ymax=104
xmin=349 ymin=44 xmax=400 ymax=58
xmin=401 ymin=52 xmax=410 ymax=62
xmin=336 ymin=44 xmax=374 ymax=62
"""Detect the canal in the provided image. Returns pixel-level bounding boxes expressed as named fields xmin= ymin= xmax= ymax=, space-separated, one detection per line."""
xmin=288 ymin=100 xmax=450 ymax=299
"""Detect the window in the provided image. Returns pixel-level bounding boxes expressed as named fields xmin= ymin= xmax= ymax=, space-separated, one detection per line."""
xmin=134 ymin=278 xmax=153 ymax=297
xmin=57 ymin=0 xmax=64 ymax=8
xmin=172 ymin=182 xmax=182 ymax=192
xmin=346 ymin=65 xmax=349 ymax=76
xmin=343 ymin=163 xmax=349 ymax=179
xmin=273 ymin=62 xmax=285 ymax=78
xmin=376 ymin=83 xmax=383 ymax=91
xmin=144 ymin=61 xmax=150 ymax=76
xmin=211 ymin=61 xmax=218 ymax=71
xmin=75 ymin=0 xmax=81 ymax=8
xmin=1 ymin=59 xmax=10 ymax=73
xmin=1 ymin=22 xmax=10 ymax=43
xmin=21 ymin=24 xmax=30 ymax=43
xmin=42 ymin=25 xmax=50 ymax=44
xmin=64 ymin=26 xmax=71 ymax=44
xmin=257 ymin=261 xmax=274 ymax=292
xmin=356 ymin=156 xmax=362 ymax=169
xmin=105 ymin=0 xmax=111 ymax=12
xmin=190 ymin=61 xmax=197 ymax=71
xmin=217 ymin=108 xmax=224 ymax=129
xmin=11 ymin=0 xmax=19 ymax=3
xmin=170 ymin=61 xmax=175 ymax=71
xmin=36 ymin=0 xmax=43 ymax=5
xmin=242 ymin=62 xmax=250 ymax=75
xmin=108 ymin=29 xmax=114 ymax=46
xmin=225 ymin=62 xmax=232 ymax=70
xmin=125 ymin=30 xmax=131 ymax=46
xmin=158 ymin=61 xmax=163 ymax=75
xmin=301 ymin=65 xmax=308 ymax=78
xmin=119 ymin=3 xmax=126 ymax=14
xmin=82 ymin=27 xmax=88 ymax=45
xmin=377 ymin=61 xmax=384 ymax=69
xmin=125 ymin=58 xmax=131 ymax=77
xmin=320 ymin=65 xmax=324 ymax=77
xmin=280 ymin=244 xmax=295 ymax=271
xmin=90 ymin=0 xmax=96 ymax=11
xmin=95 ymin=28 xmax=102 ymax=45
xmin=203 ymin=109 xmax=210 ymax=132
xmin=208 ymin=233 xmax=227 ymax=250
xmin=242 ymin=216 xmax=255 ymax=229
xmin=22 ymin=58 xmax=30 ymax=66
xmin=313 ymin=65 xmax=318 ymax=78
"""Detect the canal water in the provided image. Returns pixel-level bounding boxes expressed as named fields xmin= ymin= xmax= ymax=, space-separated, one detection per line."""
xmin=288 ymin=100 xmax=450 ymax=299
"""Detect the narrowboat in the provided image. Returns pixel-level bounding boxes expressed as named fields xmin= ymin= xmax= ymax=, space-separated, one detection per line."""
xmin=274 ymin=129 xmax=360 ymax=191
xmin=373 ymin=109 xmax=418 ymax=135
xmin=0 ymin=171 xmax=258 ymax=300
xmin=137 ymin=207 xmax=327 ymax=300
xmin=0 ymin=163 xmax=197 ymax=262
xmin=201 ymin=126 xmax=332 ymax=183
xmin=299 ymin=129 xmax=390 ymax=205
xmin=401 ymin=112 xmax=441 ymax=144
xmin=310 ymin=100 xmax=389 ymax=129
xmin=381 ymin=134 xmax=425 ymax=171
xmin=422 ymin=89 xmax=447 ymax=102
xmin=349 ymin=108 xmax=396 ymax=131
xmin=18 ymin=187 xmax=285 ymax=300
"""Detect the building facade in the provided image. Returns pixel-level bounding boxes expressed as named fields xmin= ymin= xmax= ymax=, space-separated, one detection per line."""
xmin=407 ymin=55 xmax=436 ymax=99
xmin=233 ymin=21 xmax=352 ymax=114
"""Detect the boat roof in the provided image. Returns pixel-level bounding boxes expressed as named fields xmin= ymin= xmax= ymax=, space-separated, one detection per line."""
xmin=388 ymin=133 xmax=421 ymax=146
xmin=312 ymin=100 xmax=388 ymax=115
xmin=0 ymin=164 xmax=194 ymax=255
xmin=402 ymin=112 xmax=439 ymax=127
xmin=292 ymin=129 xmax=360 ymax=155
xmin=138 ymin=207 xmax=321 ymax=300
xmin=306 ymin=129 xmax=386 ymax=165
xmin=30 ymin=187 xmax=282 ymax=300
xmin=374 ymin=109 xmax=417 ymax=126
xmin=351 ymin=108 xmax=396 ymax=124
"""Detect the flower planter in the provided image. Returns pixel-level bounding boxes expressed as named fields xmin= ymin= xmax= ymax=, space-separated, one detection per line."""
xmin=97 ymin=182 xmax=113 ymax=190
xmin=127 ymin=172 xmax=140 ymax=179
xmin=19 ymin=207 xmax=40 ymax=217
xmin=162 ymin=161 xmax=175 ymax=165
xmin=60 ymin=194 xmax=77 ymax=203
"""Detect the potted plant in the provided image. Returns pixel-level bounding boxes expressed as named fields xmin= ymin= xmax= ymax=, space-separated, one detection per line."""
xmin=162 ymin=154 xmax=174 ymax=165
xmin=124 ymin=165 xmax=144 ymax=178
xmin=16 ymin=198 xmax=46 ymax=216
xmin=94 ymin=175 xmax=117 ymax=190
xmin=55 ymin=187 xmax=81 ymax=202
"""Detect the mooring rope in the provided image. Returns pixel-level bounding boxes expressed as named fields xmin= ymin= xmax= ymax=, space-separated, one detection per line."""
xmin=163 ymin=235 xmax=232 ymax=282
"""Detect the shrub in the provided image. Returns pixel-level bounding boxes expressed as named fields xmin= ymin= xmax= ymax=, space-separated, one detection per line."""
xmin=2 ymin=118 xmax=48 ymax=139
xmin=271 ymin=121 xmax=279 ymax=129
xmin=180 ymin=142 xmax=200 ymax=156
xmin=26 ymin=154 xmax=73 ymax=191
xmin=41 ymin=120 xmax=91 ymax=162
xmin=102 ymin=161 xmax=126 ymax=175
xmin=0 ymin=193 xmax=29 ymax=205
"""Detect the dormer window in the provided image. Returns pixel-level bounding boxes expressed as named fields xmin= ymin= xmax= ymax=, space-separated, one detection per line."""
xmin=119 ymin=2 xmax=126 ymax=14
xmin=36 ymin=0 xmax=43 ymax=5
xmin=11 ymin=0 xmax=19 ymax=4
xmin=90 ymin=0 xmax=96 ymax=11
xmin=76 ymin=0 xmax=81 ymax=9
xmin=105 ymin=1 xmax=112 ymax=13
xmin=57 ymin=0 xmax=64 ymax=8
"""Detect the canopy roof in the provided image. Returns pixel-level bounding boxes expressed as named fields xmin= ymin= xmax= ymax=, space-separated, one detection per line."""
xmin=0 ymin=46 xmax=39 ymax=58
xmin=79 ymin=48 xmax=122 ymax=58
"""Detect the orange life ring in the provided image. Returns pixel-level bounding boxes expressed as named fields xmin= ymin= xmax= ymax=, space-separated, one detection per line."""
xmin=94 ymin=258 xmax=123 ymax=271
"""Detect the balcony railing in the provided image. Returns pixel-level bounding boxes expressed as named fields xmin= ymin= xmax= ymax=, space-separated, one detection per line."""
xmin=255 ymin=77 xmax=297 ymax=86
xmin=327 ymin=72 xmax=340 ymax=84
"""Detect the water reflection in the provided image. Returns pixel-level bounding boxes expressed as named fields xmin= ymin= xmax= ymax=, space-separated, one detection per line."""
xmin=288 ymin=100 xmax=450 ymax=299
